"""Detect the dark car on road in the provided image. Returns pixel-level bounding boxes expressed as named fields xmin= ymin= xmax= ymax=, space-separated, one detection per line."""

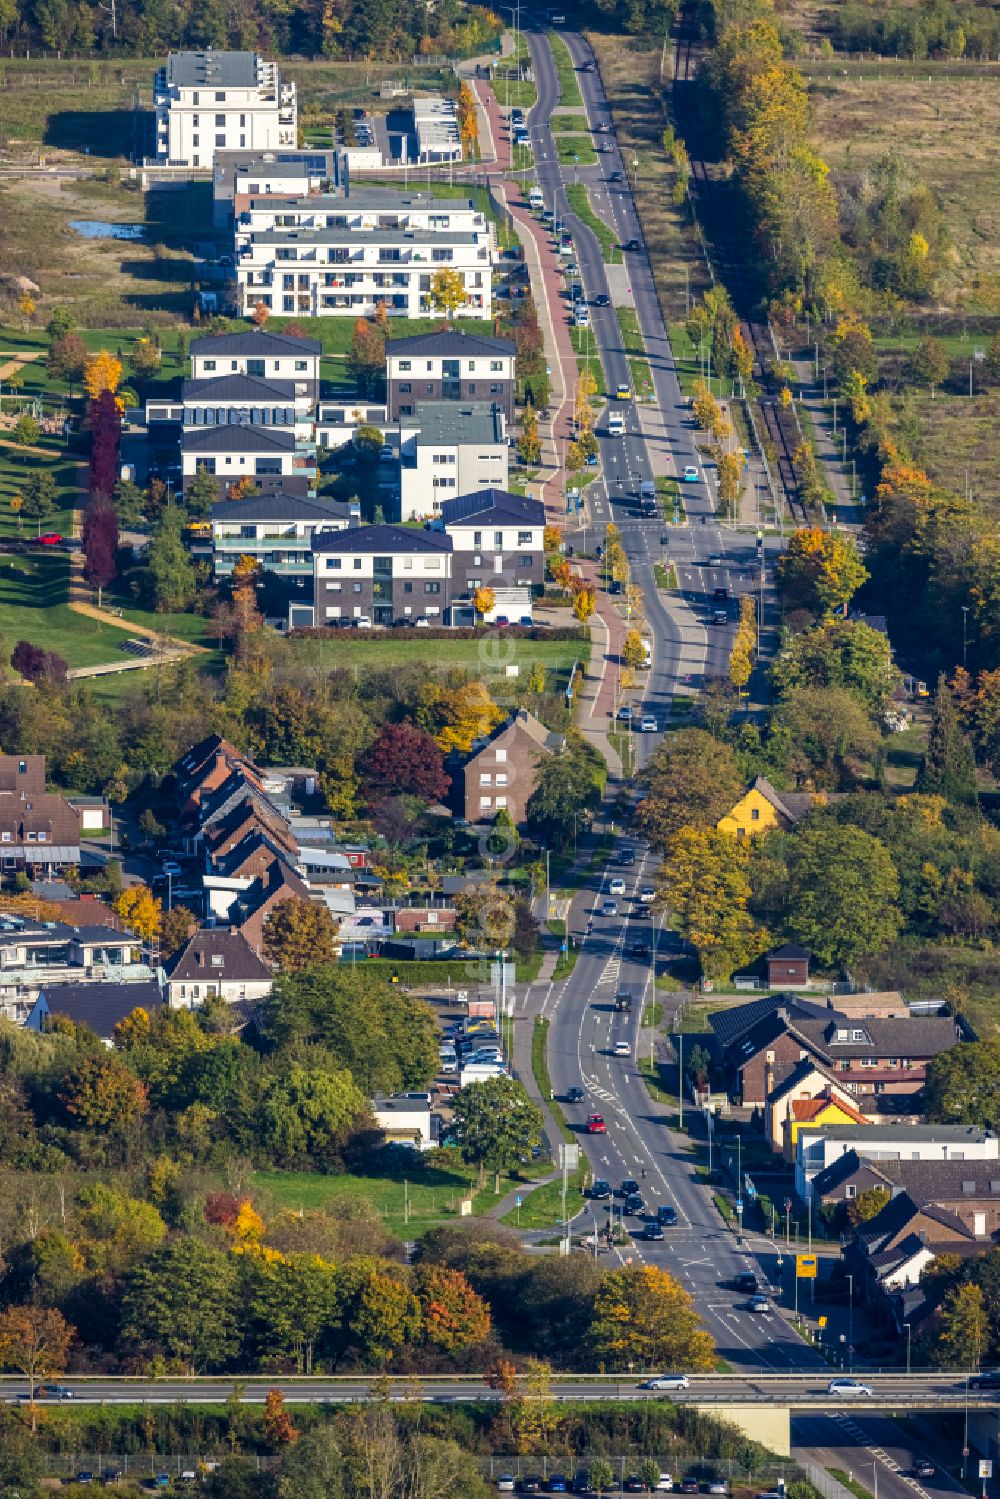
xmin=624 ymin=1479 xmax=648 ymax=1493
xmin=623 ymin=238 xmax=642 ymax=251
xmin=735 ymin=1272 xmax=759 ymax=1294
xmin=630 ymin=941 xmax=651 ymax=960
xmin=643 ymin=1222 xmax=665 ymax=1240
xmin=970 ymin=1371 xmax=1000 ymax=1390
xmin=589 ymin=1179 xmax=612 ymax=1199
xmin=624 ymin=1193 xmax=646 ymax=1214
xmin=618 ymin=1178 xmax=640 ymax=1197
xmin=566 ymin=1086 xmax=585 ymax=1103
xmin=657 ymin=1204 xmax=677 ymax=1226
xmin=680 ymin=1481 xmax=700 ymax=1494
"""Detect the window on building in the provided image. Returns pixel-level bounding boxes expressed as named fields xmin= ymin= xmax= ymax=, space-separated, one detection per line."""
xmin=496 ymin=773 xmax=508 ymax=786
xmin=750 ymin=807 xmax=760 ymax=822
xmin=845 ymin=1184 xmax=856 ymax=1200
xmin=36 ymin=831 xmax=47 ymax=841
xmin=353 ymin=559 xmax=362 ymax=570
xmin=480 ymin=796 xmax=492 ymax=809
xmin=425 ymin=582 xmax=441 ymax=594
xmin=495 ymin=796 xmax=507 ymax=808
xmin=494 ymin=531 xmax=503 ymax=548
xmin=203 ymin=360 xmax=216 ymax=371
xmin=0 ymin=833 xmax=10 ymax=844
xmin=495 ymin=749 xmax=507 ymax=763
xmin=353 ymin=582 xmax=362 ymax=593
xmin=517 ymin=531 xmax=532 ymax=545
xmin=491 ymin=361 xmax=503 ymax=371
xmin=399 ymin=361 xmax=411 ymax=371
xmin=480 ymin=773 xmax=492 ymax=785
xmin=327 ymin=558 xmax=342 ymax=570
xmin=518 ymin=556 xmax=533 ymax=568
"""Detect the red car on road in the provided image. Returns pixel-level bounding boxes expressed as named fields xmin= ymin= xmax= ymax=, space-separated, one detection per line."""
xmin=36 ymin=533 xmax=63 ymax=546
xmin=586 ymin=1113 xmax=607 ymax=1134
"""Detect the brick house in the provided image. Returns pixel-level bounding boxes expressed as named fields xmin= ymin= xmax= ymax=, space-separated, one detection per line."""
xmin=459 ymin=708 xmax=564 ymax=826
xmin=229 ymin=858 xmax=313 ymax=955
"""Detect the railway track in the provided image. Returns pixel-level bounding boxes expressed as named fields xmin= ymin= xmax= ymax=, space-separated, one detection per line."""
xmin=671 ymin=4 xmax=808 ymax=525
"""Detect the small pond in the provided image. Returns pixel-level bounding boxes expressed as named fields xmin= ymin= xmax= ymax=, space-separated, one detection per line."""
xmin=69 ymin=220 xmax=146 ymax=240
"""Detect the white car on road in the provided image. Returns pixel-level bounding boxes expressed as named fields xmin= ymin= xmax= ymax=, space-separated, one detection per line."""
xmin=638 ymin=885 xmax=656 ymax=903
xmin=609 ymin=877 xmax=626 ymax=895
xmin=641 ymin=1374 xmax=690 ymax=1391
xmin=828 ymin=1378 xmax=873 ymax=1397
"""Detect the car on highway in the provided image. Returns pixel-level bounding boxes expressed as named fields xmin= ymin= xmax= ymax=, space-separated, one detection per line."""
xmin=707 ymin=553 xmax=724 ymax=566
xmin=161 ymin=859 xmax=183 ymax=876
xmin=497 ymin=1476 xmax=517 ymax=1492
xmin=642 ymin=1221 xmax=665 ymax=1240
xmin=566 ymin=1086 xmax=585 ymax=1103
xmin=638 ymin=885 xmax=656 ymax=903
xmin=914 ymin=1463 xmax=935 ymax=1480
xmin=609 ymin=876 xmax=626 ymax=895
xmin=679 ymin=1481 xmax=699 ymax=1494
xmin=609 ymin=170 xmax=624 ymax=182
xmin=597 ymin=122 xmax=612 ymax=132
xmin=601 ymin=899 xmax=617 ymax=916
xmin=589 ymin=1179 xmax=612 ymax=1199
xmin=641 ymin=1374 xmax=690 ymax=1391
xmin=617 ymin=847 xmax=636 ymax=865
xmin=657 ymin=1204 xmax=677 ymax=1225
xmin=712 ymin=608 xmax=728 ymax=626
xmin=681 ymin=466 xmax=699 ymax=483
xmin=624 ymin=1191 xmax=645 ymax=1212
xmin=970 ymin=1371 xmax=1000 ymax=1389
xmin=735 ymin=1271 xmax=759 ymax=1293
xmin=586 ymin=1113 xmax=607 ymax=1134
xmin=75 ymin=1473 xmax=95 ymax=1485
xmin=614 ymin=987 xmax=633 ymax=1011
xmin=599 ymin=141 xmax=614 ymax=153
xmin=574 ymin=306 xmax=591 ymax=327
xmin=615 ymin=381 xmax=631 ymax=399
xmin=33 ymin=1384 xmax=75 ymax=1399
xmin=828 ymin=1378 xmax=873 ymax=1397
xmin=580 ymin=58 xmax=596 ymax=71
xmin=631 ymin=941 xmax=651 ymax=960
xmin=618 ymin=1178 xmax=639 ymax=1196
xmin=623 ymin=237 xmax=642 ymax=250
xmin=745 ymin=1294 xmax=770 ymax=1313
xmin=593 ymin=293 xmax=610 ymax=306
xmin=613 ymin=1040 xmax=631 ymax=1057
xmin=639 ymin=715 xmax=658 ymax=733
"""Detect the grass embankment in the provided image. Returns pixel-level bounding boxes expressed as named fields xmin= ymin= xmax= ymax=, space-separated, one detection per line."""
xmin=547 ymin=919 xmax=580 ymax=981
xmin=548 ymin=32 xmax=585 ymax=109
xmin=642 ymin=1001 xmax=663 ymax=1028
xmin=638 ymin=1055 xmax=677 ymax=1114
xmin=570 ymin=324 xmax=605 ymax=393
xmin=829 ymin=1472 xmax=875 ymax=1499
xmin=654 ymin=562 xmax=678 ymax=589
xmin=566 ymin=183 xmax=622 ymax=264
xmin=555 ymin=135 xmax=597 ymax=167
xmin=617 ymin=306 xmax=654 ymax=401
xmin=501 ymin=30 xmax=537 ymax=112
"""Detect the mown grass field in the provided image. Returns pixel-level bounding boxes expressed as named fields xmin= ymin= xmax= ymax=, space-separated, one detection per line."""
xmin=0 ymin=550 xmax=136 ymax=668
xmin=287 ymin=633 xmax=586 ymax=698
xmin=548 ymin=32 xmax=584 ymax=110
xmin=566 ymin=183 xmax=622 ymax=264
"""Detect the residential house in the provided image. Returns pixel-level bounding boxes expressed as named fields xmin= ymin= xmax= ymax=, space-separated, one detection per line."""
xmin=209 ymin=491 xmax=355 ymax=579
xmin=764 ymin=1054 xmax=866 ymax=1153
xmin=460 ymin=707 xmax=564 ymax=826
xmin=441 ymin=487 xmax=546 ymax=622
xmin=153 ymin=50 xmax=297 ymax=169
xmin=182 ymin=425 xmax=306 ymax=495
xmin=710 ymin=992 xmax=965 ymax=1107
xmin=173 ymin=733 xmax=260 ymax=823
xmin=386 ymin=330 xmax=516 ymax=420
xmin=312 ymin=523 xmax=453 ymax=626
xmin=212 ymin=147 xmax=341 ymax=228
xmin=229 ymin=858 xmax=314 ymax=955
xmin=796 ymin=1122 xmax=1000 ymax=1201
xmin=781 ymin=1089 xmax=868 ymax=1162
xmin=716 ymin=776 xmax=831 ymax=839
xmin=0 ymin=915 xmax=154 ymax=1025
xmin=0 ymin=755 xmax=46 ymax=794
xmin=189 ymin=330 xmax=322 ymax=398
xmin=0 ymin=791 xmax=82 ymax=877
xmin=28 ymin=980 xmax=165 ymax=1046
xmin=398 ymin=404 xmax=508 ymax=521
xmin=234 ymin=190 xmax=491 ymax=320
xmin=166 ymin=928 xmax=273 ymax=1008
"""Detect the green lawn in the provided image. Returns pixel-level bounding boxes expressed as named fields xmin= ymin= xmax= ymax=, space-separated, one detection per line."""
xmin=0 ymin=550 xmax=136 ymax=669
xmin=554 ymin=135 xmax=597 ymax=167
xmin=551 ymin=114 xmax=591 ymax=133
xmin=287 ymin=633 xmax=586 ymax=683
xmin=253 ymin=1157 xmax=541 ymax=1239
xmin=548 ymin=32 xmax=585 ymax=109
xmin=570 ymin=325 xmax=605 ymax=393
xmin=565 ymin=184 xmax=622 ymax=264
xmin=617 ymin=307 xmax=654 ymax=401
xmin=497 ymin=32 xmax=538 ymax=112
xmin=501 ymin=1169 xmax=586 ymax=1231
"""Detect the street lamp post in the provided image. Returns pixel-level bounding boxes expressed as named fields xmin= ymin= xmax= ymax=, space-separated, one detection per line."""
xmin=847 ymin=1273 xmax=854 ymax=1369
xmin=904 ymin=1321 xmax=912 ymax=1376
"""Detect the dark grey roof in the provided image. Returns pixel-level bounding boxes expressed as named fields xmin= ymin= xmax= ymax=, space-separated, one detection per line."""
xmin=183 ymin=425 xmax=295 ymax=454
xmin=311 ymin=523 xmax=452 ymax=556
xmin=710 ymin=992 xmax=829 ymax=1053
xmin=815 ymin=1123 xmax=993 ymax=1145
xmin=768 ymin=943 xmax=811 ymax=961
xmin=211 ymin=494 xmax=353 ymax=524
xmin=190 ymin=330 xmax=322 ymax=358
xmin=182 ymin=374 xmax=297 ymax=402
xmin=70 ymin=924 xmax=136 ymax=945
xmin=863 ymin=1158 xmax=1000 ymax=1207
xmin=403 ymin=403 xmax=504 ymax=446
xmin=165 ymin=49 xmax=262 ymax=89
xmin=810 ymin=1150 xmax=887 ymax=1199
xmin=37 ymin=981 xmax=164 ymax=1038
xmin=168 ymin=929 xmax=272 ymax=983
xmin=387 ymin=329 xmax=515 ymax=359
xmin=441 ymin=487 xmax=545 ymax=528
xmin=795 ymin=1015 xmax=959 ymax=1060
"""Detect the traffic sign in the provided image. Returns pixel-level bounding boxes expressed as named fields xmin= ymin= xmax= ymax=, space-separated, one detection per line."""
xmin=979 ymin=1462 xmax=992 ymax=1479
xmin=736 ymin=1198 xmax=744 ymax=1213
xmin=796 ymin=1254 xmax=818 ymax=1279
xmin=784 ymin=1197 xmax=792 ymax=1211
xmin=818 ymin=1316 xmax=828 ymax=1329
xmin=515 ymin=1195 xmax=523 ymax=1207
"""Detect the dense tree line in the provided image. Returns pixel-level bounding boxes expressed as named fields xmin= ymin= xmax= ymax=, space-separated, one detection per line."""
xmin=0 ymin=0 xmax=501 ymax=61
xmin=829 ymin=0 xmax=1000 ymax=61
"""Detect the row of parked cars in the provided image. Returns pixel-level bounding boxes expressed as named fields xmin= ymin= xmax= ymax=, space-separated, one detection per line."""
xmin=440 ymin=1015 xmax=505 ymax=1076
xmin=496 ymin=1471 xmax=727 ymax=1494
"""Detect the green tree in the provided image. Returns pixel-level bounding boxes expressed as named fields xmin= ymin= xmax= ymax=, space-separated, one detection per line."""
xmin=846 ymin=1186 xmax=890 ymax=1226
xmin=186 ymin=462 xmax=219 ymax=519
xmin=589 ymin=1263 xmax=715 ymax=1371
xmin=114 ymin=478 xmax=145 ymax=530
xmin=771 ymin=619 xmax=899 ymax=713
xmin=58 ymin=1052 xmax=149 ymax=1131
xmin=917 ymin=675 xmax=979 ymax=807
xmin=910 ymin=336 xmax=950 ymax=392
xmin=453 ymin=882 xmax=515 ymax=950
xmin=657 ymin=826 xmax=767 ymax=982
xmin=21 ymin=470 xmax=57 ymax=528
xmin=147 ymin=505 xmax=196 ymax=613
xmin=120 ymin=1237 xmax=239 ymax=1372
xmin=263 ymin=896 xmax=339 ymax=972
xmin=338 ymin=1260 xmax=422 ymax=1366
xmin=589 ymin=1460 xmax=616 ymax=1495
xmin=773 ymin=685 xmax=880 ymax=789
xmin=526 ymin=732 xmax=602 ymax=852
xmin=784 ymin=819 xmax=901 ymax=967
xmin=12 ymin=413 xmax=39 ymax=446
xmin=635 ymin=729 xmax=744 ymax=848
xmin=937 ymin=1282 xmax=988 ymax=1370
xmin=926 ymin=1040 xmax=1000 ymax=1130
xmin=260 ymin=1063 xmax=370 ymax=1168
xmin=451 ymin=1076 xmax=543 ymax=1191
xmin=46 ymin=304 xmax=76 ymax=340
xmin=75 ymin=1181 xmax=167 ymax=1273
xmin=246 ymin=1252 xmax=339 ymax=1374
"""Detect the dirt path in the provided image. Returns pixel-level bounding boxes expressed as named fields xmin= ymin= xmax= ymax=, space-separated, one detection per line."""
xmin=0 ymin=433 xmax=55 ymax=457
xmin=0 ymin=351 xmax=41 ymax=379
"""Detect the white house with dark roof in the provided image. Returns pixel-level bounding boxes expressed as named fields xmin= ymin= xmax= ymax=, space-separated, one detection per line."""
xmin=209 ymin=492 xmax=356 ymax=578
xmin=441 ymin=487 xmax=545 ymax=617
xmin=386 ymin=330 xmax=516 ymax=419
xmin=166 ymin=928 xmax=273 ymax=1009
xmin=181 ymin=426 xmax=304 ymax=493
xmin=312 ymin=523 xmax=452 ymax=626
xmin=189 ymin=330 xmax=322 ymax=397
xmin=153 ymin=50 xmax=297 ymax=169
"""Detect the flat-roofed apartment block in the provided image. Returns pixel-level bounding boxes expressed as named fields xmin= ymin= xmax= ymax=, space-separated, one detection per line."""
xmin=398 ymin=403 xmax=508 ymax=521
xmin=154 ymin=50 xmax=297 ymax=169
xmin=213 ymin=147 xmax=341 ymax=228
xmin=234 ymin=190 xmax=492 ymax=319
xmin=413 ymin=95 xmax=462 ymax=162
xmin=312 ymin=523 xmax=453 ymax=626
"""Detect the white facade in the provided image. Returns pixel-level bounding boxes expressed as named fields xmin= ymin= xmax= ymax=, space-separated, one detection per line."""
xmin=386 ymin=344 xmax=515 ymax=389
xmin=190 ymin=340 xmax=321 ymax=391
xmin=796 ymin=1125 xmax=1000 ymax=1200
xmin=181 ymin=430 xmax=299 ymax=481
xmin=234 ymin=193 xmax=492 ymax=320
xmin=413 ymin=95 xmax=462 ymax=162
xmin=154 ymin=50 xmax=297 ymax=169
xmin=398 ymin=406 xmax=508 ymax=521
xmin=316 ymin=402 xmax=388 ymax=450
xmin=168 ymin=970 xmax=272 ymax=1008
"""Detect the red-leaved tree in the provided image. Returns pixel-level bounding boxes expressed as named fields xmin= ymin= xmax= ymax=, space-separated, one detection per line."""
xmin=83 ymin=496 xmax=119 ymax=606
xmin=88 ymin=389 xmax=122 ymax=498
xmin=362 ymin=721 xmax=451 ymax=803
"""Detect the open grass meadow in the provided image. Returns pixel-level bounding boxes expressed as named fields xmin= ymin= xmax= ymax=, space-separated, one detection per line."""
xmin=286 ymin=632 xmax=587 ymax=699
xmin=0 ymin=549 xmax=137 ymax=669
xmin=804 ymin=64 xmax=1000 ymax=312
xmin=548 ymin=32 xmax=584 ymax=110
xmin=565 ymin=183 xmax=622 ymax=264
xmin=554 ymin=134 xmax=597 ymax=167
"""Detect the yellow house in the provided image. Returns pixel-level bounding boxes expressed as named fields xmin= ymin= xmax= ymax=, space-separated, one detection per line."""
xmin=781 ymin=1090 xmax=868 ymax=1162
xmin=717 ymin=776 xmax=817 ymax=839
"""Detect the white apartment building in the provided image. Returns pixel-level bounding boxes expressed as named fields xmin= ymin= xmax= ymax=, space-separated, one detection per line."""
xmin=189 ymin=329 xmax=322 ymax=395
xmin=181 ymin=426 xmax=301 ymax=486
xmin=154 ymin=50 xmax=296 ymax=169
xmin=234 ymin=191 xmax=492 ymax=320
xmin=386 ymin=329 xmax=516 ymax=419
xmin=213 ymin=147 xmax=340 ymax=227
xmin=398 ymin=403 xmax=508 ymax=521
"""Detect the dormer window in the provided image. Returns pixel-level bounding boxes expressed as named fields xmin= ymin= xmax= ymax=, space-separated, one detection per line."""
xmin=852 ymin=1029 xmax=866 ymax=1041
